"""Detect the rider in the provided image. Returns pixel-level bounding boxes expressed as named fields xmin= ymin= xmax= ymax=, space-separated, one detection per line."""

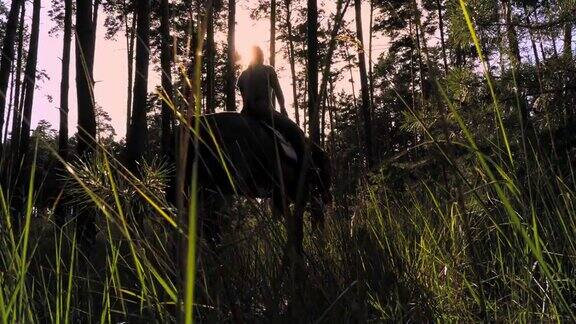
xmin=237 ymin=46 xmax=305 ymax=164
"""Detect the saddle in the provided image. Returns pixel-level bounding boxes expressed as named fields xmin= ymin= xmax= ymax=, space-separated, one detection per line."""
xmin=261 ymin=123 xmax=298 ymax=162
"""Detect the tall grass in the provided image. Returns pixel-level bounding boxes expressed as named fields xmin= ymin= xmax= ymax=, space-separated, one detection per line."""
xmin=3 ymin=128 xmax=576 ymax=322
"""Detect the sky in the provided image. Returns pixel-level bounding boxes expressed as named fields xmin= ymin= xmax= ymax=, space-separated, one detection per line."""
xmin=8 ymin=0 xmax=386 ymax=139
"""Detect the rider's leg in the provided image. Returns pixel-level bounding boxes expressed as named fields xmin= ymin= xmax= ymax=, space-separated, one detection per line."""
xmin=271 ymin=111 xmax=306 ymax=162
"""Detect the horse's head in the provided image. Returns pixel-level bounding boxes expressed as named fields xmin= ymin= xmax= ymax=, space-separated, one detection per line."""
xmin=309 ymin=143 xmax=333 ymax=230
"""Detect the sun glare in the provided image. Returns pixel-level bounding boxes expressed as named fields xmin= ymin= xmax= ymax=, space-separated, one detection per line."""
xmin=236 ymin=41 xmax=267 ymax=68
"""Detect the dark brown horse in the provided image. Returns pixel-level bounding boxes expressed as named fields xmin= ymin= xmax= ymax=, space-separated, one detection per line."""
xmin=188 ymin=112 xmax=332 ymax=254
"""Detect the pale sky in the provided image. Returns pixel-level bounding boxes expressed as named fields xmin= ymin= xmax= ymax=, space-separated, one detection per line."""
xmin=8 ymin=0 xmax=386 ymax=139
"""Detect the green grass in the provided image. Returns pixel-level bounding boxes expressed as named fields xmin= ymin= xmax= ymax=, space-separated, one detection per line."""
xmin=2 ymin=131 xmax=576 ymax=322
xmin=0 ymin=138 xmax=576 ymax=323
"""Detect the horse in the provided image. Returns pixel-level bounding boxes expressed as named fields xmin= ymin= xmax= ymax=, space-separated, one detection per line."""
xmin=186 ymin=112 xmax=332 ymax=255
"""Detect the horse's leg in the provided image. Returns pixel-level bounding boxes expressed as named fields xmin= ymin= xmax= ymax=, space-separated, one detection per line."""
xmin=289 ymin=183 xmax=307 ymax=256
xmin=310 ymin=187 xmax=326 ymax=232
xmin=200 ymin=191 xmax=223 ymax=249
xmin=284 ymin=191 xmax=307 ymax=320
xmin=202 ymin=193 xmax=245 ymax=323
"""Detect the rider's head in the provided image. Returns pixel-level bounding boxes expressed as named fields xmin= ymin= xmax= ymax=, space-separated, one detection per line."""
xmin=250 ymin=46 xmax=264 ymax=66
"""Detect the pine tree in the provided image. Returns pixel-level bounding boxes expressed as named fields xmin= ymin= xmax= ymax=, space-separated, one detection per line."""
xmin=0 ymin=0 xmax=24 ymax=155
xmin=126 ymin=0 xmax=151 ymax=170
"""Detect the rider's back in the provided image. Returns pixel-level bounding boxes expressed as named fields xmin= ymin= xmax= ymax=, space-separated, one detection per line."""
xmin=237 ymin=64 xmax=276 ymax=117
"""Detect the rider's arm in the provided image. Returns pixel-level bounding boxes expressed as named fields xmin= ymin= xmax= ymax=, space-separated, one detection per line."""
xmin=237 ymin=72 xmax=247 ymax=110
xmin=270 ymin=68 xmax=287 ymax=116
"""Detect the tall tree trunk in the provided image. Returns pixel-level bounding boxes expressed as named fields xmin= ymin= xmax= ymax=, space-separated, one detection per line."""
xmin=552 ymin=35 xmax=559 ymax=57
xmin=91 ymin=0 xmax=101 ymax=69
xmin=270 ymin=0 xmax=276 ymax=68
xmin=503 ymin=0 xmax=521 ymax=64
xmin=205 ymin=4 xmax=215 ymax=113
xmin=75 ymin=0 xmax=97 ymax=156
xmin=415 ymin=22 xmax=428 ymax=104
xmin=9 ymin=3 xmax=24 ymax=161
xmin=125 ymin=15 xmax=136 ymax=133
xmin=10 ymin=0 xmax=40 ymax=230
xmin=0 ymin=0 xmax=24 ymax=156
xmin=126 ymin=0 xmax=151 ymax=170
xmin=270 ymin=0 xmax=276 ymax=109
xmin=345 ymin=46 xmax=357 ymax=103
xmin=303 ymin=71 xmax=308 ymax=134
xmin=564 ymin=21 xmax=574 ymax=123
xmin=502 ymin=0 xmax=529 ymax=127
xmin=328 ymin=77 xmax=336 ymax=155
xmin=354 ymin=0 xmax=374 ymax=168
xmin=538 ymin=33 xmax=547 ymax=62
xmin=55 ymin=0 xmax=73 ymax=227
xmin=321 ymin=94 xmax=326 ymax=145
xmin=285 ymin=0 xmax=299 ymax=125
xmin=225 ymin=0 xmax=236 ymax=112
xmin=523 ymin=5 xmax=543 ymax=93
xmin=59 ymin=0 xmax=73 ymax=160
xmin=436 ymin=0 xmax=449 ymax=73
xmin=17 ymin=0 xmax=41 ymax=162
xmin=409 ymin=20 xmax=416 ymax=111
xmin=307 ymin=0 xmax=319 ymax=143
xmin=368 ymin=0 xmax=374 ymax=108
xmin=160 ymin=0 xmax=174 ymax=156
xmin=9 ymin=0 xmax=39 ymax=232
xmin=317 ymin=0 xmax=350 ymax=112
xmin=3 ymin=63 xmax=15 ymax=145
xmin=345 ymin=45 xmax=361 ymax=155
xmin=564 ymin=22 xmax=572 ymax=58
xmin=159 ymin=0 xmax=176 ymax=206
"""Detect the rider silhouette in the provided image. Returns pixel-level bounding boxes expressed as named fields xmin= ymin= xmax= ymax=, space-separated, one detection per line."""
xmin=237 ymin=46 xmax=305 ymax=164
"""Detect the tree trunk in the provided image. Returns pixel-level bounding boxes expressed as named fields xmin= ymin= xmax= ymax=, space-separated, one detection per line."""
xmin=415 ymin=22 xmax=428 ymax=104
xmin=503 ymin=0 xmax=521 ymax=64
xmin=270 ymin=0 xmax=276 ymax=109
xmin=354 ymin=0 xmax=374 ymax=168
xmin=564 ymin=22 xmax=572 ymax=58
xmin=345 ymin=46 xmax=357 ymax=103
xmin=317 ymin=0 xmax=350 ymax=112
xmin=205 ymin=4 xmax=216 ymax=113
xmin=368 ymin=0 xmax=374 ymax=108
xmin=270 ymin=0 xmax=276 ymax=68
xmin=307 ymin=0 xmax=319 ymax=143
xmin=285 ymin=0 xmax=299 ymax=125
xmin=9 ymin=5 xmax=24 ymax=161
xmin=0 ymin=0 xmax=24 ymax=155
xmin=126 ymin=0 xmax=151 ymax=170
xmin=59 ymin=0 xmax=73 ymax=160
xmin=344 ymin=45 xmax=361 ymax=147
xmin=502 ymin=0 xmax=529 ymax=127
xmin=75 ymin=0 xmax=97 ymax=156
xmin=328 ymin=77 xmax=336 ymax=155
xmin=55 ymin=0 xmax=73 ymax=227
xmin=321 ymin=94 xmax=326 ymax=145
xmin=17 ymin=0 xmax=41 ymax=162
xmin=303 ymin=71 xmax=307 ymax=134
xmin=523 ymin=5 xmax=543 ymax=93
xmin=225 ymin=0 xmax=236 ymax=112
xmin=91 ymin=0 xmax=101 ymax=69
xmin=3 ymin=63 xmax=15 ymax=145
xmin=126 ymin=15 xmax=136 ymax=133
xmin=160 ymin=0 xmax=174 ymax=156
xmin=436 ymin=0 xmax=449 ymax=73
